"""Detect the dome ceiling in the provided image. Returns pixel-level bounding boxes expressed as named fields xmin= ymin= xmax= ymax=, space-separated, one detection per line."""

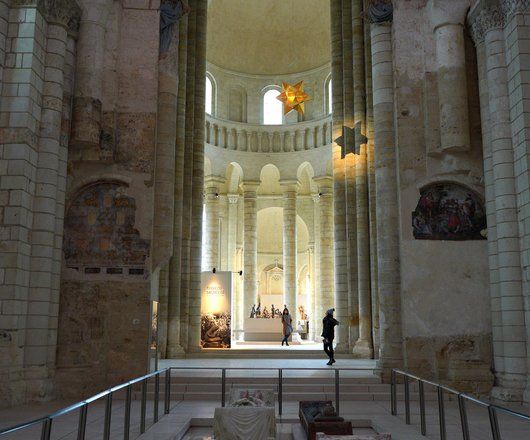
xmin=207 ymin=0 xmax=331 ymax=75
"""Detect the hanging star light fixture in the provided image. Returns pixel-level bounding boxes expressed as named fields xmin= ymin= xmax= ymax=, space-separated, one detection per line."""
xmin=276 ymin=81 xmax=311 ymax=116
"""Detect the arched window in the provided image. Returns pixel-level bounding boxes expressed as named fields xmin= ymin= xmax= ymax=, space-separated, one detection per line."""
xmin=263 ymin=89 xmax=283 ymax=125
xmin=205 ymin=76 xmax=213 ymax=115
xmin=328 ymin=78 xmax=333 ymax=114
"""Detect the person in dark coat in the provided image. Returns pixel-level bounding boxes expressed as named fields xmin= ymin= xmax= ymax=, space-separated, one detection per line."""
xmin=321 ymin=308 xmax=339 ymax=365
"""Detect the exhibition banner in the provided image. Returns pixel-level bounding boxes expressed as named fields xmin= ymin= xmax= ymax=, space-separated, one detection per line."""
xmin=200 ymin=271 xmax=232 ymax=348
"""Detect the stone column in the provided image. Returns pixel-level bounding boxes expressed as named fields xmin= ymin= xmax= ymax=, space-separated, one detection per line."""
xmin=469 ymin=8 xmax=504 ymax=389
xmin=167 ymin=14 xmax=189 ymax=358
xmin=188 ymin=0 xmax=208 ymax=352
xmin=281 ymin=181 xmax=299 ymax=318
xmin=203 ymin=176 xmax=224 ymax=271
xmin=501 ymin=0 xmax=530 ymax=404
xmin=350 ymin=0 xmax=373 ymax=359
xmin=70 ymin=0 xmax=113 ymax=155
xmin=315 ymin=177 xmax=334 ymax=322
xmin=330 ymin=0 xmax=349 ymax=352
xmin=312 ymin=193 xmax=321 ymax=341
xmin=227 ymin=194 xmax=239 ymax=271
xmin=26 ymin=19 xmax=69 ymax=381
xmin=472 ymin=5 xmax=527 ymax=401
xmin=243 ymin=181 xmax=260 ymax=330
xmin=429 ymin=0 xmax=471 ymax=153
xmin=368 ymin=7 xmax=404 ymax=373
xmin=308 ymin=242 xmax=316 ymax=340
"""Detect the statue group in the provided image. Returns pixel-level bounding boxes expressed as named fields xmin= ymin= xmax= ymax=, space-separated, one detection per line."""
xmin=250 ymin=303 xmax=282 ymax=319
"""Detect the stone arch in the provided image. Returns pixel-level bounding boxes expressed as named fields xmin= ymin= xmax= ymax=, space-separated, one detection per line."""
xmin=297 ymin=162 xmax=316 ymax=195
xmin=324 ymin=72 xmax=332 ymax=115
xmin=225 ymin=161 xmax=244 ymax=193
xmin=259 ymin=163 xmax=282 ymax=195
xmin=206 ymin=71 xmax=217 ymax=115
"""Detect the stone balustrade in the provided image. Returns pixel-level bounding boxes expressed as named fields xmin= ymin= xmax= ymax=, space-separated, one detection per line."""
xmin=205 ymin=114 xmax=333 ymax=152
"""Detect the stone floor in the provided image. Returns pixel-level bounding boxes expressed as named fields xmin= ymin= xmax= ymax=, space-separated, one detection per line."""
xmin=0 ymin=358 xmax=529 ymax=439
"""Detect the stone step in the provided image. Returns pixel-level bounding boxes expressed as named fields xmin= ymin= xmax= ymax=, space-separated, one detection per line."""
xmin=130 ymin=390 xmax=440 ymax=402
xmin=166 ymin=375 xmax=381 ymax=384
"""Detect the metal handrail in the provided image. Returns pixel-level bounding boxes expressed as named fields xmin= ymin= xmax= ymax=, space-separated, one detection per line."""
xmin=391 ymin=368 xmax=530 ymax=440
xmin=0 ymin=368 xmax=172 ymax=439
xmin=0 ymin=365 xmax=373 ymax=438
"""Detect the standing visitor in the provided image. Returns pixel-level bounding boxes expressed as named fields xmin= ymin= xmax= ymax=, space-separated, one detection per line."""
xmin=281 ymin=308 xmax=293 ymax=346
xmin=322 ymin=309 xmax=339 ymax=365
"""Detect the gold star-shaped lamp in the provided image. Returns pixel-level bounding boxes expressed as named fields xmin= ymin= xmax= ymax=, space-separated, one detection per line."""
xmin=276 ymin=81 xmax=311 ymax=116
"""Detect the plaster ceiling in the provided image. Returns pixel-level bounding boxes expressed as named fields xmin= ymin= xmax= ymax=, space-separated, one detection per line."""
xmin=207 ymin=0 xmax=331 ymax=75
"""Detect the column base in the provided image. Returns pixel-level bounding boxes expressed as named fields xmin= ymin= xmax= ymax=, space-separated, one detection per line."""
xmin=334 ymin=341 xmax=350 ymax=354
xmin=166 ymin=344 xmax=186 ymax=358
xmin=352 ymin=339 xmax=374 ymax=359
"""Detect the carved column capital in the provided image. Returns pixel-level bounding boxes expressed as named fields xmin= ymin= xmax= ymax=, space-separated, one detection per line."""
xmin=364 ymin=0 xmax=393 ymax=24
xmin=468 ymin=4 xmax=505 ymax=44
xmin=11 ymin=0 xmax=82 ymax=34
xmin=501 ymin=0 xmax=530 ymax=17
xmin=228 ymin=194 xmax=239 ymax=204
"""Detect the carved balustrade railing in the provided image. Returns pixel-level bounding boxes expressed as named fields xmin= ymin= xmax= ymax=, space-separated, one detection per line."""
xmin=205 ymin=114 xmax=333 ymax=152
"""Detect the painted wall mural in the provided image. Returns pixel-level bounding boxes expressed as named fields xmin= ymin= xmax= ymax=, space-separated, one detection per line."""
xmin=412 ymin=183 xmax=486 ymax=240
xmin=63 ymin=181 xmax=150 ymax=270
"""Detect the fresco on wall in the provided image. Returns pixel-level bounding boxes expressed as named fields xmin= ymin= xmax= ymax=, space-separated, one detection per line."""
xmin=412 ymin=183 xmax=486 ymax=240
xmin=63 ymin=181 xmax=150 ymax=269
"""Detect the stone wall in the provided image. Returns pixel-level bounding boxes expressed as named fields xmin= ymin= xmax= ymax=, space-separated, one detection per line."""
xmin=55 ymin=0 xmax=159 ymax=397
xmin=392 ymin=0 xmax=492 ymax=392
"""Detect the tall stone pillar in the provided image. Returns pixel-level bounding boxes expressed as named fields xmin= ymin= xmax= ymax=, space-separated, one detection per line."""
xmin=315 ymin=177 xmax=334 ymax=323
xmin=167 ymin=15 xmax=189 ymax=358
xmin=203 ymin=176 xmax=224 ymax=271
xmin=70 ymin=0 xmax=113 ymax=156
xmin=243 ymin=181 xmax=260 ymax=329
xmin=470 ymin=5 xmax=527 ymax=401
xmin=281 ymin=181 xmax=299 ymax=318
xmin=308 ymin=243 xmax=316 ymax=340
xmin=429 ymin=0 xmax=471 ymax=153
xmin=188 ymin=0 xmax=208 ymax=352
xmin=368 ymin=6 xmax=404 ymax=374
xmin=227 ymin=194 xmax=239 ymax=271
xmin=501 ymin=0 xmax=530 ymax=404
xmin=469 ymin=8 xmax=504 ymax=391
xmin=26 ymin=18 xmax=69 ymax=383
xmin=351 ymin=0 xmax=373 ymax=359
xmin=330 ymin=0 xmax=349 ymax=352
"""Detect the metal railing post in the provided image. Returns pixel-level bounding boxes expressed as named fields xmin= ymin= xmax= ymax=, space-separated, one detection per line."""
xmin=124 ymin=385 xmax=132 ymax=440
xmin=418 ymin=380 xmax=426 ymax=436
xmin=154 ymin=373 xmax=160 ymax=423
xmin=103 ymin=392 xmax=113 ymax=440
xmin=404 ymin=375 xmax=411 ymax=425
xmin=437 ymin=386 xmax=446 ymax=440
xmin=335 ymin=369 xmax=340 ymax=417
xmin=140 ymin=378 xmax=147 ymax=434
xmin=221 ymin=369 xmax=226 ymax=407
xmin=41 ymin=418 xmax=52 ymax=440
xmin=164 ymin=369 xmax=171 ymax=414
xmin=458 ymin=394 xmax=470 ymax=440
xmin=278 ymin=369 xmax=283 ymax=418
xmin=391 ymin=370 xmax=397 ymax=416
xmin=77 ymin=404 xmax=87 ymax=440
xmin=488 ymin=406 xmax=501 ymax=440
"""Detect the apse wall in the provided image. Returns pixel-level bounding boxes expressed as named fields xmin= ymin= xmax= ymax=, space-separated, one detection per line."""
xmin=207 ymin=62 xmax=331 ymax=123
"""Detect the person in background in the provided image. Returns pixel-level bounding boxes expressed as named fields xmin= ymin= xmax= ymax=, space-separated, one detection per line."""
xmin=281 ymin=308 xmax=293 ymax=346
xmin=322 ymin=308 xmax=339 ymax=365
